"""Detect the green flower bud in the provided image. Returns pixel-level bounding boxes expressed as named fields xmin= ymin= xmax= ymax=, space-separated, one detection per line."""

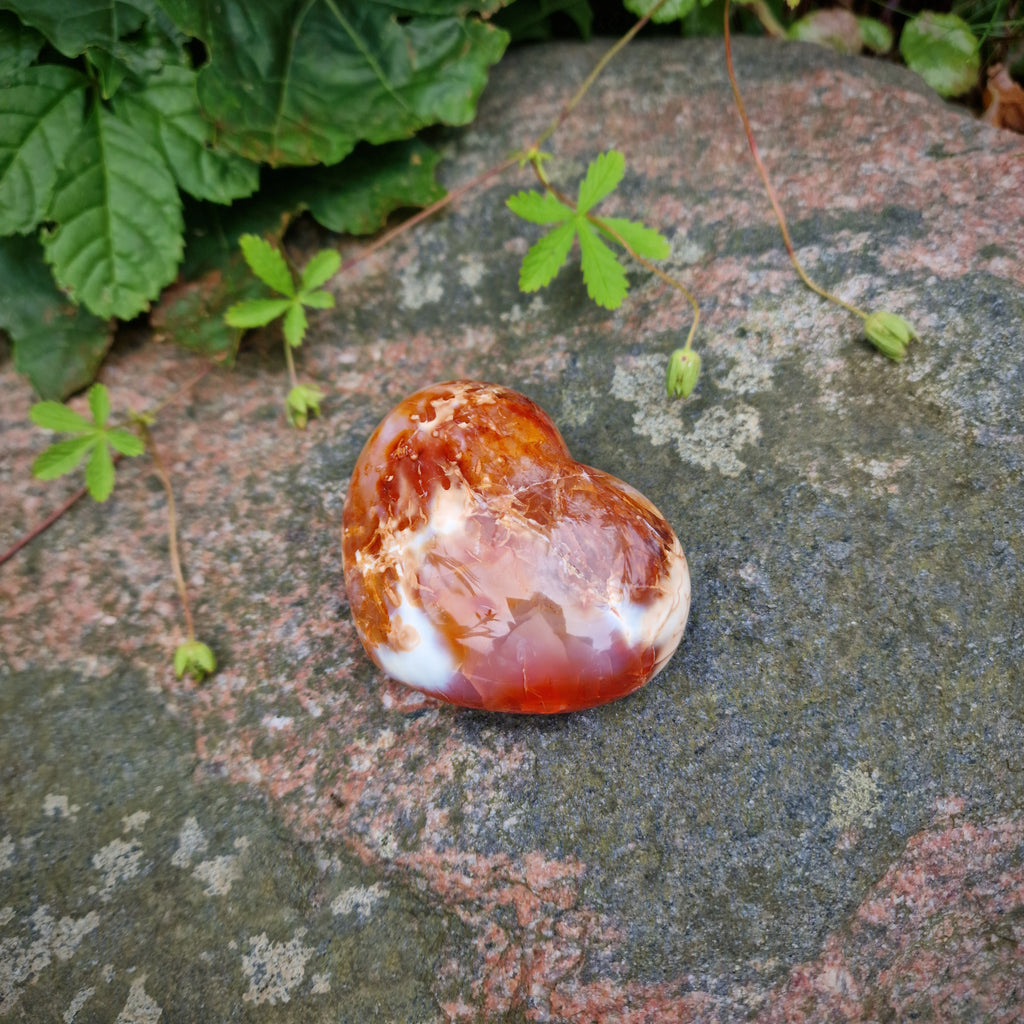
xmin=174 ymin=640 xmax=216 ymax=682
xmin=666 ymin=348 xmax=701 ymax=399
xmin=864 ymin=311 xmax=919 ymax=362
xmin=286 ymin=384 xmax=325 ymax=429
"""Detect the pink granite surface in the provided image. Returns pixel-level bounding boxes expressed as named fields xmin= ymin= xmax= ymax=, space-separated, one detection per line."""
xmin=2 ymin=37 xmax=1024 ymax=1022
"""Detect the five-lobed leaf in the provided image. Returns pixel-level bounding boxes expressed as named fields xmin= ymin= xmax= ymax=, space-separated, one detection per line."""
xmin=238 ymin=234 xmax=294 ymax=296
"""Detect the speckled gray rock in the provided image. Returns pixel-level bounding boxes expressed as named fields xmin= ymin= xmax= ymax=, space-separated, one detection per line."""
xmin=2 ymin=37 xmax=1023 ymax=1022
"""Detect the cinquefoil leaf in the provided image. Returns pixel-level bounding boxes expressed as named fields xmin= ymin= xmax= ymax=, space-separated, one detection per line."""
xmin=189 ymin=2 xmax=508 ymax=166
xmin=43 ymin=107 xmax=184 ymax=320
xmin=114 ymin=65 xmax=258 ymax=204
xmin=0 ymin=65 xmax=86 ymax=235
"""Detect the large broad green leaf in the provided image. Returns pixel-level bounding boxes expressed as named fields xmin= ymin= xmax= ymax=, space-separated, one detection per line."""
xmin=43 ymin=105 xmax=184 ymax=320
xmin=0 ymin=65 xmax=87 ymax=235
xmin=114 ymin=65 xmax=259 ymax=204
xmin=268 ymin=139 xmax=445 ymax=234
xmin=188 ymin=1 xmax=508 ymax=166
xmin=899 ymin=12 xmax=980 ymax=98
xmin=1 ymin=0 xmax=152 ymax=58
xmin=0 ymin=234 xmax=113 ymax=399
xmin=0 ymin=10 xmax=45 ymax=77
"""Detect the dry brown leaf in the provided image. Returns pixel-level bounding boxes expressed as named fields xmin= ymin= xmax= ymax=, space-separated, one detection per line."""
xmin=983 ymin=64 xmax=1024 ymax=134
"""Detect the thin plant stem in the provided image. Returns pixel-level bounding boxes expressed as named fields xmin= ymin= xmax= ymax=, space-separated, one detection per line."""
xmin=284 ymin=340 xmax=299 ymax=389
xmin=1 ymin=365 xmax=213 ymax=567
xmin=724 ymin=0 xmax=867 ymax=320
xmin=0 ymin=480 xmax=91 ymax=567
xmin=136 ymin=419 xmax=195 ymax=642
xmin=532 ymin=0 xmax=671 ymax=151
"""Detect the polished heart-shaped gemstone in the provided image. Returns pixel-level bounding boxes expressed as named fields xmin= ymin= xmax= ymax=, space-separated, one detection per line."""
xmin=342 ymin=381 xmax=690 ymax=713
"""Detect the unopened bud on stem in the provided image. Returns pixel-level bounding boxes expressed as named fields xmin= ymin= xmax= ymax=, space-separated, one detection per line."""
xmin=864 ymin=311 xmax=919 ymax=361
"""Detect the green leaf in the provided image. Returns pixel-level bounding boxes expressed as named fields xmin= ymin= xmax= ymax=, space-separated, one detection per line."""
xmin=576 ymin=150 xmax=625 ymax=215
xmin=114 ymin=65 xmax=259 ymax=205
xmin=223 ymin=297 xmax=292 ymax=328
xmin=2 ymin=0 xmax=150 ymax=59
xmin=595 ymin=217 xmax=670 ymax=260
xmin=283 ymin=302 xmax=307 ymax=348
xmin=519 ymin=220 xmax=576 ymax=293
xmin=857 ymin=17 xmax=893 ymax=55
xmin=43 ymin=106 xmax=184 ymax=320
xmin=299 ymin=250 xmax=341 ymax=293
xmin=577 ymin=221 xmax=627 ymax=310
xmin=189 ymin=3 xmax=508 ymax=166
xmin=622 ymin=0 xmax=698 ymax=23
xmin=86 ymin=47 xmax=128 ymax=99
xmin=899 ymin=12 xmax=980 ymax=98
xmin=29 ymin=401 xmax=93 ymax=434
xmin=87 ymin=382 xmax=110 ymax=426
xmin=0 ymin=65 xmax=87 ymax=235
xmin=0 ymin=234 xmax=112 ymax=399
xmin=300 ymin=289 xmax=334 ymax=310
xmin=31 ymin=436 xmax=96 ymax=480
xmin=295 ymin=139 xmax=446 ymax=235
xmin=85 ymin=436 xmax=115 ymax=501
xmin=106 ymin=426 xmax=145 ymax=456
xmin=506 ymin=189 xmax=573 ymax=225
xmin=238 ymin=234 xmax=294 ymax=297
xmin=0 ymin=11 xmax=45 ymax=77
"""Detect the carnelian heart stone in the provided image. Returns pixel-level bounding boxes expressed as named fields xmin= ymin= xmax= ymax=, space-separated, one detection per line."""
xmin=342 ymin=381 xmax=690 ymax=713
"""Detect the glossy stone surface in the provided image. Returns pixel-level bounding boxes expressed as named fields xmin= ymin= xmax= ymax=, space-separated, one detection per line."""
xmin=342 ymin=381 xmax=691 ymax=713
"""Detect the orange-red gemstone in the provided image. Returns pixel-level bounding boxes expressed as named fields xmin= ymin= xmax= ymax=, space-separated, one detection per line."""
xmin=342 ymin=381 xmax=690 ymax=713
